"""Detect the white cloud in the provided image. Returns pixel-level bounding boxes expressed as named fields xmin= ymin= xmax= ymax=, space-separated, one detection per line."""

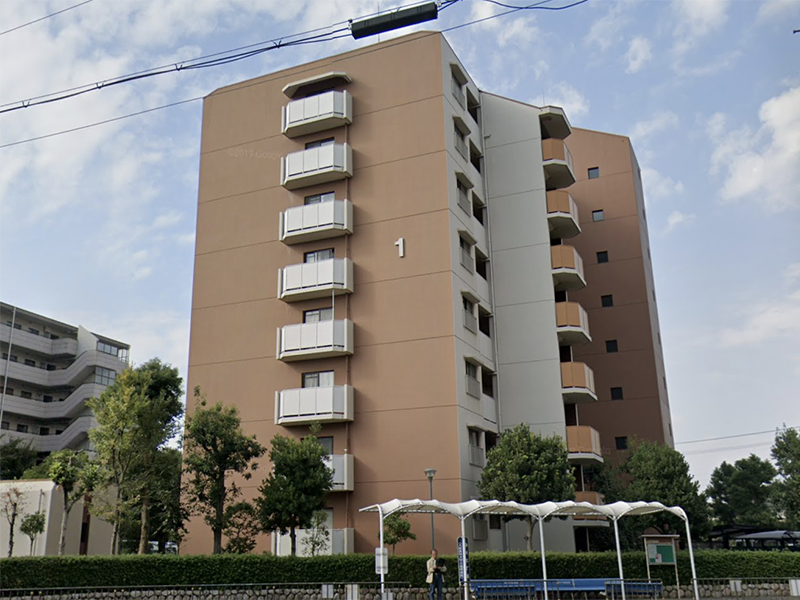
xmin=671 ymin=0 xmax=731 ymax=56
xmin=154 ymin=211 xmax=183 ymax=229
xmin=631 ymin=111 xmax=679 ymax=143
xmin=707 ymin=86 xmax=800 ymax=211
xmin=664 ymin=210 xmax=696 ymax=233
xmin=757 ymin=0 xmax=800 ymax=21
xmin=719 ymin=290 xmax=800 ymax=347
xmin=584 ymin=0 xmax=631 ymax=51
xmin=545 ymin=82 xmax=589 ymax=120
xmin=786 ymin=263 xmax=800 ymax=285
xmin=625 ymin=36 xmax=652 ymax=74
xmin=641 ymin=166 xmax=684 ymax=202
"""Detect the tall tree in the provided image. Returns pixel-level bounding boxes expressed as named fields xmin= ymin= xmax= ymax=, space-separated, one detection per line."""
xmin=772 ymin=427 xmax=800 ymax=529
xmin=183 ymin=387 xmax=265 ymax=554
xmin=381 ymin=513 xmax=417 ymax=555
xmin=20 ymin=511 xmax=46 ymax=555
xmin=1 ymin=486 xmax=25 ymax=557
xmin=707 ymin=456 xmax=777 ymax=527
xmin=46 ymin=450 xmax=101 ymax=555
xmin=478 ymin=424 xmax=575 ymax=550
xmin=257 ymin=429 xmax=333 ymax=556
xmin=0 ymin=437 xmax=38 ymax=480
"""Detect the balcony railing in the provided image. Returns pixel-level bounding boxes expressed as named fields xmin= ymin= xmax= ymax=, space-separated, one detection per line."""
xmin=566 ymin=425 xmax=603 ymax=465
xmin=469 ymin=444 xmax=486 ymax=467
xmin=560 ymin=361 xmax=597 ymax=404
xmin=273 ymin=527 xmax=354 ymax=556
xmin=555 ymin=302 xmax=591 ymax=346
xmin=546 ymin=191 xmax=580 ymax=239
xmin=460 ymin=247 xmax=474 ymax=273
xmin=541 ymin=138 xmax=575 ymax=191
xmin=478 ymin=331 xmax=494 ymax=361
xmin=275 ymin=385 xmax=354 ymax=426
xmin=481 ymin=393 xmax=497 ymax=424
xmin=452 ymin=78 xmax=466 ymax=108
xmin=278 ymin=258 xmax=353 ymax=302
xmin=463 ymin=309 xmax=477 ymax=333
xmin=466 ymin=374 xmax=481 ymax=398
xmin=457 ymin=187 xmax=471 ymax=214
xmin=0 ymin=324 xmax=78 ymax=357
xmin=281 ymin=143 xmax=353 ymax=190
xmin=455 ymin=131 xmax=468 ymax=159
xmin=282 ymin=90 xmax=353 ymax=138
xmin=551 ymin=245 xmax=586 ymax=292
xmin=277 ymin=319 xmax=354 ymax=362
xmin=279 ymin=199 xmax=353 ymax=244
xmin=324 ymin=453 xmax=354 ymax=491
xmin=539 ymin=106 xmax=572 ymax=140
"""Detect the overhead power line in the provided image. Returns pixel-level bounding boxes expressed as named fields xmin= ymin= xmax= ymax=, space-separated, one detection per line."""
xmin=675 ymin=425 xmax=799 ymax=446
xmin=682 ymin=441 xmax=774 ymax=457
xmin=0 ymin=0 xmax=94 ymax=37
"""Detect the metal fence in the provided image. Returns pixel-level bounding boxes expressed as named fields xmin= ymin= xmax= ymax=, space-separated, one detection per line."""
xmin=471 ymin=579 xmax=663 ymax=600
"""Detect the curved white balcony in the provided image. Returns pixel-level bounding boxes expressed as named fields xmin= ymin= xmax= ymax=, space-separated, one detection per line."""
xmin=3 ymin=416 xmax=94 ymax=452
xmin=281 ymin=143 xmax=353 ymax=190
xmin=1 ymin=324 xmax=78 ymax=357
xmin=272 ymin=527 xmax=354 ymax=556
xmin=1 ymin=383 xmax=105 ymax=420
xmin=278 ymin=259 xmax=353 ymax=302
xmin=279 ymin=200 xmax=353 ymax=245
xmin=277 ymin=319 xmax=354 ymax=362
xmin=556 ymin=302 xmax=592 ymax=346
xmin=539 ymin=106 xmax=572 ymax=140
xmin=542 ymin=139 xmax=575 ymax=191
xmin=3 ymin=350 xmax=125 ymax=388
xmin=324 ymin=453 xmax=354 ymax=492
xmin=551 ymin=245 xmax=586 ymax=292
xmin=567 ymin=425 xmax=604 ymax=465
xmin=547 ymin=191 xmax=580 ymax=239
xmin=275 ymin=385 xmax=354 ymax=426
xmin=561 ymin=361 xmax=598 ymax=404
xmin=282 ymin=90 xmax=353 ymax=138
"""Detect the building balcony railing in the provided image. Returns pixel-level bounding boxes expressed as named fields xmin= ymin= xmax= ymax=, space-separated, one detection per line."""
xmin=273 ymin=527 xmax=354 ymax=556
xmin=1 ymin=323 xmax=78 ymax=357
xmin=542 ymin=138 xmax=575 ymax=191
xmin=281 ymin=90 xmax=353 ymax=138
xmin=452 ymin=78 xmax=466 ymax=108
xmin=277 ymin=319 xmax=354 ymax=362
xmin=573 ymin=490 xmax=606 ymax=521
xmin=2 ymin=415 xmax=94 ymax=453
xmin=457 ymin=187 xmax=471 ymax=214
xmin=555 ymin=301 xmax=591 ymax=346
xmin=279 ymin=199 xmax=353 ymax=245
xmin=455 ymin=131 xmax=468 ymax=159
xmin=324 ymin=453 xmax=354 ymax=492
xmin=2 ymin=382 xmax=106 ymax=421
xmin=539 ymin=106 xmax=572 ymax=141
xmin=566 ymin=425 xmax=604 ymax=465
xmin=466 ymin=374 xmax=481 ymax=398
xmin=281 ymin=143 xmax=353 ymax=190
xmin=481 ymin=393 xmax=497 ymax=424
xmin=3 ymin=350 xmax=125 ymax=388
xmin=278 ymin=258 xmax=353 ymax=302
xmin=275 ymin=385 xmax=354 ymax=426
xmin=551 ymin=245 xmax=586 ymax=292
xmin=460 ymin=247 xmax=474 ymax=273
xmin=575 ymin=490 xmax=605 ymax=505
xmin=463 ymin=309 xmax=477 ymax=334
xmin=560 ymin=361 xmax=598 ymax=404
xmin=478 ymin=331 xmax=494 ymax=362
xmin=469 ymin=444 xmax=486 ymax=467
xmin=546 ymin=191 xmax=580 ymax=239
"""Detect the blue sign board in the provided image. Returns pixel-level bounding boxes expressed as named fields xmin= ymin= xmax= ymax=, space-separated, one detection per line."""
xmin=457 ymin=537 xmax=470 ymax=583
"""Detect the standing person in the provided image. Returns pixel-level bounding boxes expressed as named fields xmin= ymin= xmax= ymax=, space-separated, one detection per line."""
xmin=426 ymin=549 xmax=446 ymax=600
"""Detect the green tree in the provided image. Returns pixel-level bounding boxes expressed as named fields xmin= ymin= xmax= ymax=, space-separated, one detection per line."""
xmin=707 ymin=455 xmax=777 ymax=527
xmin=0 ymin=437 xmax=38 ymax=480
xmin=1 ymin=486 xmax=25 ymax=557
xmin=183 ymin=387 xmax=265 ymax=554
xmin=257 ymin=428 xmax=333 ymax=556
xmin=380 ymin=513 xmax=417 ymax=555
xmin=45 ymin=450 xmax=102 ymax=555
xmin=222 ymin=501 xmax=261 ymax=554
xmin=622 ymin=441 xmax=709 ymax=546
xmin=772 ymin=427 xmax=800 ymax=529
xmin=305 ymin=510 xmax=331 ymax=557
xmin=478 ymin=424 xmax=575 ymax=550
xmin=20 ymin=511 xmax=46 ymax=554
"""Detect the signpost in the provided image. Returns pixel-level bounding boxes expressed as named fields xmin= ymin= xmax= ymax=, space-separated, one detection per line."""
xmin=643 ymin=534 xmax=680 ymax=597
xmin=375 ymin=546 xmax=388 ymax=575
xmin=457 ymin=536 xmax=470 ymax=583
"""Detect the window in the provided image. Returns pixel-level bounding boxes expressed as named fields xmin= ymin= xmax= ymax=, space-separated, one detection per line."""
xmin=467 ymin=89 xmax=481 ymax=124
xmin=304 ymin=307 xmax=333 ymax=323
xmin=605 ymin=340 xmax=619 ymax=353
xmin=97 ymin=341 xmax=122 ymax=356
xmin=610 ymin=387 xmax=624 ymax=401
xmin=16 ymin=424 xmax=28 ymax=433
xmin=460 ymin=236 xmax=474 ymax=273
xmin=470 ymin=144 xmax=482 ymax=174
xmin=28 ymin=327 xmax=39 ymax=335
xmin=305 ymin=138 xmax=334 ymax=149
xmin=475 ymin=252 xmax=489 ymax=280
xmin=43 ymin=395 xmax=53 ymax=403
xmin=95 ymin=367 xmax=116 ymax=386
xmin=20 ymin=391 xmax=32 ymax=399
xmin=46 ymin=364 xmax=56 ymax=371
xmin=481 ymin=368 xmax=494 ymax=397
xmin=305 ymin=192 xmax=335 ymax=205
xmin=303 ymin=371 xmax=334 ymax=388
xmin=601 ymin=294 xmax=614 ymax=308
xmin=304 ymin=248 xmax=334 ymax=263
xmin=478 ymin=309 xmax=492 ymax=337
xmin=615 ymin=436 xmax=629 ymax=450
xmin=56 ymin=429 xmax=63 ymax=435
xmin=1 ymin=422 xmax=8 ymax=430
xmin=592 ymin=209 xmax=604 ymax=221
xmin=489 ymin=515 xmax=502 ymax=530
xmin=559 ymin=345 xmax=572 ymax=363
xmin=465 ymin=360 xmax=478 ymax=380
xmin=554 ymin=290 xmax=567 ymax=302
xmin=454 ymin=125 xmax=468 ymax=159
xmin=588 ymin=167 xmax=600 ymax=179
xmin=24 ymin=359 xmax=36 ymax=367
xmin=39 ymin=427 xmax=49 ymax=436
xmin=456 ymin=179 xmax=471 ymax=214
xmin=468 ymin=428 xmax=482 ymax=448
xmin=5 ymin=388 xmax=13 ymax=396
xmin=596 ymin=251 xmax=609 ymax=264
xmin=317 ymin=436 xmax=334 ymax=454
xmin=472 ymin=197 xmax=486 ymax=225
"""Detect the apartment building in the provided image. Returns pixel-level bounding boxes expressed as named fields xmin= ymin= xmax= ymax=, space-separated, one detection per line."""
xmin=0 ymin=303 xmax=130 ymax=453
xmin=185 ymin=31 xmax=671 ymax=556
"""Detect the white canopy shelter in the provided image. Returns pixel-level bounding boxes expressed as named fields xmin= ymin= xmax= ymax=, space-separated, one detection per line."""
xmin=360 ymin=499 xmax=699 ymax=600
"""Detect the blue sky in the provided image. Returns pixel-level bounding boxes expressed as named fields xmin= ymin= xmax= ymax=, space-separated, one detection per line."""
xmin=1 ymin=0 xmax=798 ymax=487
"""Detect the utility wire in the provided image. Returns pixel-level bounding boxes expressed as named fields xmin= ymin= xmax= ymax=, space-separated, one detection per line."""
xmin=682 ymin=441 xmax=774 ymax=457
xmin=442 ymin=0 xmax=587 ymax=33
xmin=0 ymin=0 xmax=94 ymax=37
xmin=675 ymin=425 xmax=799 ymax=446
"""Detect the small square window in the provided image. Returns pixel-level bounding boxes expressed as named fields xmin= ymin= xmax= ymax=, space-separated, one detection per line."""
xmin=610 ymin=387 xmax=624 ymax=400
xmin=305 ymin=138 xmax=334 ymax=149
xmin=601 ymin=294 xmax=614 ymax=308
xmin=615 ymin=436 xmax=628 ymax=450
xmin=489 ymin=515 xmax=502 ymax=530
xmin=592 ymin=209 xmax=604 ymax=221
xmin=20 ymin=391 xmax=32 ymax=399
xmin=606 ymin=340 xmax=619 ymax=353
xmin=24 ymin=359 xmax=36 ymax=367
xmin=597 ymin=251 xmax=609 ymax=264
xmin=588 ymin=167 xmax=600 ymax=179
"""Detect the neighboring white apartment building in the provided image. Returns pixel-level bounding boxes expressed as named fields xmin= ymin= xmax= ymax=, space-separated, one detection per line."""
xmin=0 ymin=303 xmax=130 ymax=453
xmin=0 ymin=479 xmax=113 ymax=556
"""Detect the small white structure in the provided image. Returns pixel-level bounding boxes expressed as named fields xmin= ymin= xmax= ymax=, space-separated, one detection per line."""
xmin=0 ymin=479 xmax=113 ymax=556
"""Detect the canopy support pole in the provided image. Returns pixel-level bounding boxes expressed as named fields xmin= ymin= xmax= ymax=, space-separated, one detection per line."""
xmin=378 ymin=505 xmax=385 ymax=597
xmin=538 ymin=517 xmax=549 ymax=600
xmin=684 ymin=517 xmax=699 ymax=600
xmin=460 ymin=518 xmax=469 ymax=600
xmin=613 ymin=518 xmax=626 ymax=600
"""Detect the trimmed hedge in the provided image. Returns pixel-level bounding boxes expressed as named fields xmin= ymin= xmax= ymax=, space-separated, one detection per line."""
xmin=1 ymin=550 xmax=799 ymax=590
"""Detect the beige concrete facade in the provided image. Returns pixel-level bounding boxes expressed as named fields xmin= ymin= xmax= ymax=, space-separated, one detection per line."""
xmin=186 ymin=31 xmax=671 ymax=556
xmin=0 ymin=303 xmax=130 ymax=453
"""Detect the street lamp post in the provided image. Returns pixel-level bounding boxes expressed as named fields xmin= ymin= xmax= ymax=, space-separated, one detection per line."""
xmin=424 ymin=467 xmax=437 ymax=550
